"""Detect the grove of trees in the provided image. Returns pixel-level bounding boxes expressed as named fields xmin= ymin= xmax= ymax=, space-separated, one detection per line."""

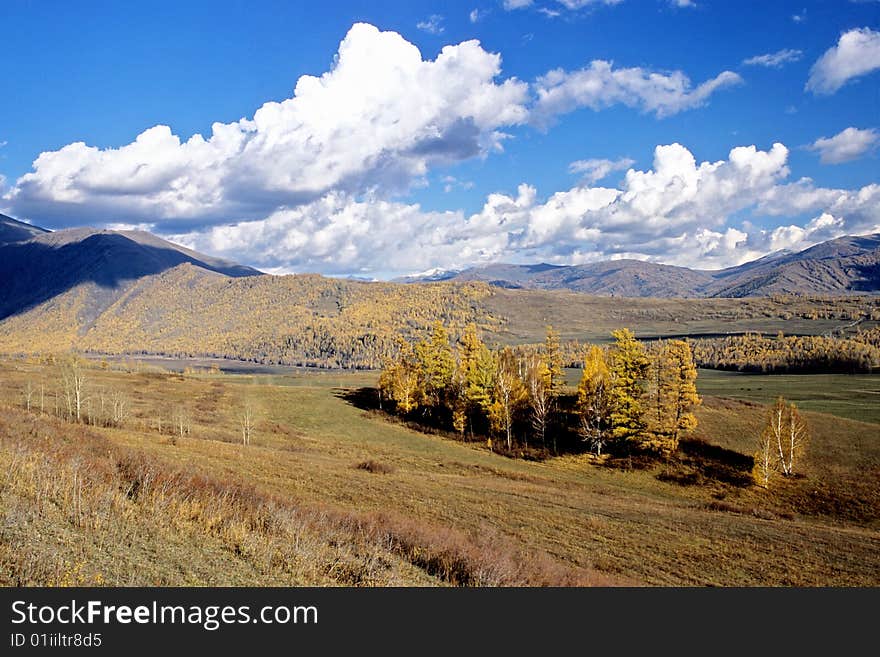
xmin=690 ymin=330 xmax=880 ymax=374
xmin=379 ymin=323 xmax=701 ymax=459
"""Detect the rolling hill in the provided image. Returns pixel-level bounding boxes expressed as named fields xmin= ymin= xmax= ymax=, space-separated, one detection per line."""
xmin=406 ymin=233 xmax=880 ymax=298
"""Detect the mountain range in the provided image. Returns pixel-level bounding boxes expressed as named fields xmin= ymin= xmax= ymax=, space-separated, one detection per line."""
xmin=2 ymin=214 xmax=879 ymax=317
xmin=0 ymin=212 xmax=877 ymax=363
xmin=397 ymin=234 xmax=880 ymax=298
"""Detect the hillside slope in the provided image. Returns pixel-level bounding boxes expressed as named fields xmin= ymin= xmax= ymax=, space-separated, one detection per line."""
xmin=1 ymin=261 xmax=876 ymax=366
xmin=0 ymin=226 xmax=261 ymax=326
xmin=707 ymin=234 xmax=880 ymax=297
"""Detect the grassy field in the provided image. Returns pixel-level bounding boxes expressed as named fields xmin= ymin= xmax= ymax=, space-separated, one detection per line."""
xmin=563 ymin=367 xmax=880 ymax=426
xmin=694 ymin=369 xmax=880 ymax=425
xmin=1 ymin=358 xmax=878 ymax=586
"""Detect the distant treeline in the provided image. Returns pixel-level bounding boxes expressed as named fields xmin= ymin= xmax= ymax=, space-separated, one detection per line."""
xmin=689 ymin=328 xmax=880 ymax=374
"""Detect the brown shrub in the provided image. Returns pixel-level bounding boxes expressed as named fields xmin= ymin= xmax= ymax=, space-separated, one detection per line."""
xmin=353 ymin=460 xmax=395 ymax=475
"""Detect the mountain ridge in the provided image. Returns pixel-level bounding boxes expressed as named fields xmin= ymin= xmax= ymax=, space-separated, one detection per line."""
xmin=0 ymin=222 xmax=262 ymax=330
xmin=398 ymin=233 xmax=880 ymax=298
xmin=0 ymin=213 xmax=51 ymax=244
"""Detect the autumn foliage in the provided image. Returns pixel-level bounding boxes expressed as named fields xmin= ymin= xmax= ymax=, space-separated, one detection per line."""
xmin=379 ymin=323 xmax=702 ymax=459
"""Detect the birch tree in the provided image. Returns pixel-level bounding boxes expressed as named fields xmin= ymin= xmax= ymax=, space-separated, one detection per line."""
xmin=60 ymin=356 xmax=88 ymax=423
xmin=524 ymin=354 xmax=551 ymax=450
xmin=240 ymin=398 xmax=256 ymax=446
xmin=766 ymin=397 xmax=809 ymax=476
xmin=489 ymin=348 xmax=527 ymax=450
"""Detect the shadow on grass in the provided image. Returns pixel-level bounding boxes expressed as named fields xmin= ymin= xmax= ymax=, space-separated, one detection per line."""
xmin=334 ymin=387 xmax=551 ymax=460
xmin=655 ymin=438 xmax=754 ymax=488
xmin=335 ymin=386 xmax=383 ymax=412
xmin=336 ymin=387 xmax=756 ymax=485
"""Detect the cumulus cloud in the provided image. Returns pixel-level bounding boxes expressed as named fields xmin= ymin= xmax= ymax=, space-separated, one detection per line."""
xmin=171 ymin=194 xmax=489 ymax=276
xmin=5 ymin=22 xmax=877 ymax=278
xmin=5 ymin=23 xmax=529 ymax=229
xmin=5 ymin=23 xmax=749 ymax=231
xmin=809 ymin=127 xmax=879 ymax=164
xmin=743 ymin=48 xmax=802 ymax=68
xmin=765 ymin=212 xmax=846 ymax=253
xmin=532 ymin=60 xmax=742 ymax=122
xmin=168 ymin=141 xmax=880 ymax=276
xmin=806 ymin=27 xmax=880 ymax=94
xmin=568 ymin=157 xmax=635 ymax=183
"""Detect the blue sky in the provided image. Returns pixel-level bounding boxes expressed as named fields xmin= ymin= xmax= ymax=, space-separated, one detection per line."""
xmin=1 ymin=0 xmax=879 ymax=277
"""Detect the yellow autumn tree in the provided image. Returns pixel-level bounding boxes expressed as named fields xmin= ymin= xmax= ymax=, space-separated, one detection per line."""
xmin=543 ymin=325 xmax=565 ymax=396
xmin=753 ymin=423 xmax=778 ymax=488
xmin=489 ymin=348 xmax=527 ymax=450
xmin=607 ymin=329 xmax=649 ymax=450
xmin=577 ymin=344 xmax=611 ymax=456
xmin=644 ymin=340 xmax=701 ymax=456
xmin=379 ymin=338 xmax=423 ymax=415
xmin=765 ymin=396 xmax=809 ymax=477
xmin=415 ymin=321 xmax=455 ymax=410
xmin=458 ymin=323 xmax=495 ymax=434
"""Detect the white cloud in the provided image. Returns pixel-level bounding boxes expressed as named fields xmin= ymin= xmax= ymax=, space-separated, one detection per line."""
xmin=6 ymin=23 xmax=529 ymax=229
xmin=809 ymin=127 xmax=879 ymax=164
xmin=557 ymin=0 xmax=624 ymax=8
xmin=469 ymin=8 xmax=489 ymax=22
xmin=806 ymin=27 xmax=880 ymax=94
xmin=538 ymin=7 xmax=562 ymax=17
xmin=568 ymin=157 xmax=635 ymax=183
xmin=441 ymin=175 xmax=475 ymax=192
xmin=167 ymin=141 xmax=880 ymax=276
xmin=416 ymin=15 xmax=445 ymax=34
xmin=5 ymin=23 xmax=753 ymax=231
xmin=743 ymin=48 xmax=802 ymax=68
xmin=766 ymin=212 xmax=846 ymax=253
xmin=792 ymin=10 xmax=806 ymax=23
xmin=504 ymin=0 xmax=621 ymax=10
xmin=171 ymin=194 xmax=489 ymax=276
xmin=669 ymin=0 xmax=696 ymax=7
xmin=6 ymin=21 xmax=878 ymax=277
xmin=533 ymin=60 xmax=742 ymax=122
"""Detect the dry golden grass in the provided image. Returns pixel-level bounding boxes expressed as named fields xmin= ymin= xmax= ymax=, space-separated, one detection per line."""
xmin=1 ymin=357 xmax=878 ymax=586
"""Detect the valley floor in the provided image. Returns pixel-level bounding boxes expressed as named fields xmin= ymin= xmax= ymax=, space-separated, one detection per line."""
xmin=1 ymin=359 xmax=878 ymax=586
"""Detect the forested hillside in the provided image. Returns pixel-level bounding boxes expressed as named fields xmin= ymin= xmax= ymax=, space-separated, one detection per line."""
xmin=1 ymin=258 xmax=879 ymax=368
